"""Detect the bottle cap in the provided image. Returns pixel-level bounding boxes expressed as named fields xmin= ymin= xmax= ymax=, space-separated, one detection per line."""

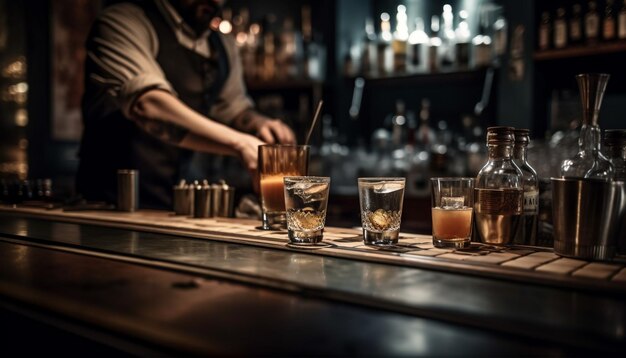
xmin=513 ymin=128 xmax=530 ymax=146
xmin=486 ymin=126 xmax=514 ymax=145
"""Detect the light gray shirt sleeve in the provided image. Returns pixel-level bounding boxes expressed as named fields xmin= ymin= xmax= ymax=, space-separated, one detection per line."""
xmin=85 ymin=3 xmax=254 ymax=123
xmin=85 ymin=3 xmax=174 ymax=118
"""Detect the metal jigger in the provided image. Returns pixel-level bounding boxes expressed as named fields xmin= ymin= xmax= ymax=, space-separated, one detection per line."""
xmin=576 ymin=73 xmax=610 ymax=125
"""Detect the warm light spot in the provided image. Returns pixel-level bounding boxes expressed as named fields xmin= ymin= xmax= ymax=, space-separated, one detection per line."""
xmin=219 ymin=20 xmax=232 ymax=34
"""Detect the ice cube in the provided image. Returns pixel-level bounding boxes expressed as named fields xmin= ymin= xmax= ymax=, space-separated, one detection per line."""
xmin=297 ymin=183 xmax=328 ymax=202
xmin=441 ymin=196 xmax=465 ymax=209
xmin=368 ymin=209 xmax=392 ymax=230
xmin=373 ymin=183 xmax=404 ymax=194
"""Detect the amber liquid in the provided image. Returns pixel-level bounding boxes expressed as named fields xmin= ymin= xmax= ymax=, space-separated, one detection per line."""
xmin=260 ymin=175 xmax=287 ymax=212
xmin=474 ymin=188 xmax=523 ymax=245
xmin=432 ymin=207 xmax=473 ymax=240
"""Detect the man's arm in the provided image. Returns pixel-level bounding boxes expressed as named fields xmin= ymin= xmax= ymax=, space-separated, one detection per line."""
xmin=130 ymin=89 xmax=263 ymax=172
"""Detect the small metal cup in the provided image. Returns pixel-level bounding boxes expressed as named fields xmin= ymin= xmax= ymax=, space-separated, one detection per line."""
xmin=193 ymin=181 xmax=211 ymax=218
xmin=117 ymin=169 xmax=139 ymax=212
xmin=551 ymin=178 xmax=622 ymax=260
xmin=173 ymin=182 xmax=194 ymax=216
xmin=219 ymin=184 xmax=235 ymax=218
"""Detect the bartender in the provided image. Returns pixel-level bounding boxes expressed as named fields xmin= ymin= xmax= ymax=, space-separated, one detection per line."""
xmin=76 ymin=0 xmax=295 ymax=209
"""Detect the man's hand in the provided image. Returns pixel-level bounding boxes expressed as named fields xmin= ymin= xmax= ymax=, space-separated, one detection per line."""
xmin=233 ymin=109 xmax=296 ymax=145
xmin=233 ymin=132 xmax=265 ymax=192
xmin=255 ymin=118 xmax=296 ymax=144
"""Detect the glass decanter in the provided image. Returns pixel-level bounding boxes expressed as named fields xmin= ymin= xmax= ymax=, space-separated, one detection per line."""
xmin=513 ymin=129 xmax=538 ymax=246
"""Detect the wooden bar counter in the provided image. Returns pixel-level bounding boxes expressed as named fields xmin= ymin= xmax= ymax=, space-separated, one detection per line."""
xmin=0 ymin=206 xmax=624 ymax=355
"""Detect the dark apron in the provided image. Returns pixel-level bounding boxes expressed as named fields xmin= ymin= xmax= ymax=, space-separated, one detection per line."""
xmin=77 ymin=2 xmax=229 ymax=209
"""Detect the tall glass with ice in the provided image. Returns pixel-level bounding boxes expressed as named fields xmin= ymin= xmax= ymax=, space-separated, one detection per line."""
xmin=258 ymin=145 xmax=309 ymax=230
xmin=358 ymin=178 xmax=406 ymax=246
xmin=430 ymin=177 xmax=474 ymax=248
xmin=284 ymin=176 xmax=331 ymax=245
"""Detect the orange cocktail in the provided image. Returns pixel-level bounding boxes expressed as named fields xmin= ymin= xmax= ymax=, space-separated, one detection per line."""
xmin=432 ymin=207 xmax=473 ymax=240
xmin=258 ymin=145 xmax=309 ymax=229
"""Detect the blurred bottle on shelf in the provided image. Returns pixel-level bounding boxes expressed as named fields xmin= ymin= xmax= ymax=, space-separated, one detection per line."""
xmin=407 ymin=17 xmax=428 ymax=73
xmin=603 ymin=130 xmax=626 ymax=181
xmin=604 ymin=0 xmax=617 ymax=40
xmin=570 ymin=3 xmax=583 ymax=45
xmin=585 ymin=0 xmax=601 ymax=44
xmin=360 ymin=17 xmax=377 ymax=76
xmin=440 ymin=4 xmax=456 ymax=67
xmin=554 ymin=7 xmax=568 ymax=49
xmin=392 ymin=5 xmax=409 ymax=74
xmin=538 ymin=11 xmax=551 ymax=50
xmin=493 ymin=11 xmax=508 ymax=58
xmin=428 ymin=15 xmax=442 ymax=72
xmin=619 ymin=0 xmax=626 ymax=39
xmin=455 ymin=10 xmax=471 ymax=69
xmin=377 ymin=12 xmax=394 ymax=75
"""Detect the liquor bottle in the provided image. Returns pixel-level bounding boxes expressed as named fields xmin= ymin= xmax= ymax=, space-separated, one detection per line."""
xmin=455 ymin=10 xmax=471 ymax=69
xmin=440 ymin=4 xmax=456 ymax=67
xmin=604 ymin=0 xmax=617 ymax=40
xmin=513 ymin=129 xmax=538 ymax=246
xmin=377 ymin=12 xmax=393 ymax=75
xmin=570 ymin=3 xmax=583 ymax=45
xmin=619 ymin=0 xmax=626 ymax=39
xmin=428 ymin=16 xmax=442 ymax=72
xmin=560 ymin=74 xmax=613 ymax=179
xmin=474 ymin=127 xmax=524 ymax=246
xmin=493 ymin=13 xmax=508 ymax=57
xmin=361 ymin=17 xmax=377 ymax=76
xmin=407 ymin=17 xmax=428 ymax=73
xmin=603 ymin=130 xmax=626 ymax=180
xmin=538 ymin=11 xmax=551 ymax=50
xmin=472 ymin=23 xmax=492 ymax=68
xmin=416 ymin=98 xmax=436 ymax=149
xmin=392 ymin=5 xmax=409 ymax=74
xmin=554 ymin=7 xmax=568 ymax=48
xmin=585 ymin=0 xmax=600 ymax=44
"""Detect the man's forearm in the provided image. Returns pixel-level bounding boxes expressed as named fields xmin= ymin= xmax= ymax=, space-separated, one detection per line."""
xmin=130 ymin=89 xmax=244 ymax=153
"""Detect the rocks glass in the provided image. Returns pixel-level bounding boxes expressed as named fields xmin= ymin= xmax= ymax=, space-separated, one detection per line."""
xmin=284 ymin=176 xmax=331 ymax=245
xmin=358 ymin=177 xmax=405 ymax=246
xmin=430 ymin=177 xmax=474 ymax=249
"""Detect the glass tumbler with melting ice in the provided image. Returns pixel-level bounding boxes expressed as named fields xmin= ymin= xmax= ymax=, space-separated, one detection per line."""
xmin=284 ymin=176 xmax=331 ymax=245
xmin=430 ymin=177 xmax=474 ymax=248
xmin=358 ymin=178 xmax=406 ymax=246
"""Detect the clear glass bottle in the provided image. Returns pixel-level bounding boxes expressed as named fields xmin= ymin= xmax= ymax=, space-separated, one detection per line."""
xmin=474 ymin=127 xmax=524 ymax=246
xmin=603 ymin=129 xmax=626 ymax=181
xmin=560 ymin=73 xmax=613 ymax=180
xmin=513 ymin=129 xmax=538 ymax=246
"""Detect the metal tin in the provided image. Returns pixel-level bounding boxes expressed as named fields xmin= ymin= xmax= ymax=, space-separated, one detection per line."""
xmin=173 ymin=180 xmax=194 ymax=216
xmin=117 ymin=169 xmax=139 ymax=212
xmin=210 ymin=183 xmax=223 ymax=218
xmin=193 ymin=181 xmax=211 ymax=218
xmin=219 ymin=182 xmax=235 ymax=217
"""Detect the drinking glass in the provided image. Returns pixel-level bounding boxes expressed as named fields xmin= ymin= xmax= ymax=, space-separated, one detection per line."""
xmin=284 ymin=176 xmax=331 ymax=244
xmin=430 ymin=177 xmax=474 ymax=248
xmin=258 ymin=145 xmax=309 ymax=230
xmin=358 ymin=177 xmax=405 ymax=246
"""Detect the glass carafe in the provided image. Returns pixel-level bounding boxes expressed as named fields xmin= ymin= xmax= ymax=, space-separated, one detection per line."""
xmin=560 ymin=73 xmax=613 ymax=180
xmin=474 ymin=127 xmax=523 ymax=245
